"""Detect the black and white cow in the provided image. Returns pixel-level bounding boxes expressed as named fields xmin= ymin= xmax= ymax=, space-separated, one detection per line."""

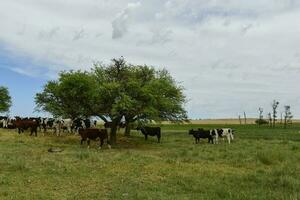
xmin=210 ymin=128 xmax=234 ymax=144
xmin=53 ymin=118 xmax=73 ymax=136
xmin=40 ymin=118 xmax=55 ymax=134
xmin=0 ymin=116 xmax=7 ymax=128
xmin=73 ymin=118 xmax=92 ymax=132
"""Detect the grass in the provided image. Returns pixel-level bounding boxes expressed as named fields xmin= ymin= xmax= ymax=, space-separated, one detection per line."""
xmin=0 ymin=124 xmax=300 ymax=199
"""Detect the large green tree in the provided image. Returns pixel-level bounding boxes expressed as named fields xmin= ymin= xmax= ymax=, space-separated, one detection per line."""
xmin=0 ymin=86 xmax=12 ymax=113
xmin=35 ymin=71 xmax=98 ymax=118
xmin=36 ymin=58 xmax=187 ymax=144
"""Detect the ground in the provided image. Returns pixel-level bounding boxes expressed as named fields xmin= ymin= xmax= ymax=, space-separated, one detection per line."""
xmin=0 ymin=124 xmax=300 ymax=200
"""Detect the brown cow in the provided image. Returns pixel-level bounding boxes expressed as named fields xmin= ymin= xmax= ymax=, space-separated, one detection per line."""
xmin=78 ymin=128 xmax=111 ymax=149
xmin=14 ymin=118 xmax=39 ymax=136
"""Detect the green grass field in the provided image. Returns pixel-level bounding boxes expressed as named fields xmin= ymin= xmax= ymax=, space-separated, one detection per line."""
xmin=1 ymin=124 xmax=300 ymax=200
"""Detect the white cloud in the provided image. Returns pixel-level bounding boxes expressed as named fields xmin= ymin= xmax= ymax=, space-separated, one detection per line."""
xmin=111 ymin=2 xmax=141 ymax=39
xmin=0 ymin=0 xmax=300 ymax=118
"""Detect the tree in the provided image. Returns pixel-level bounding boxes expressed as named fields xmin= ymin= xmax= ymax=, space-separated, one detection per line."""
xmin=92 ymin=58 xmax=187 ymax=140
xmin=267 ymin=112 xmax=272 ymax=126
xmin=255 ymin=107 xmax=268 ymax=126
xmin=271 ymin=100 xmax=279 ymax=128
xmin=283 ymin=105 xmax=293 ymax=128
xmin=36 ymin=58 xmax=187 ymax=145
xmin=35 ymin=71 xmax=98 ymax=118
xmin=0 ymin=86 xmax=12 ymax=113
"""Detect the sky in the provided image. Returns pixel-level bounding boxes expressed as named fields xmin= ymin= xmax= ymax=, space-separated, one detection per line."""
xmin=0 ymin=0 xmax=300 ymax=119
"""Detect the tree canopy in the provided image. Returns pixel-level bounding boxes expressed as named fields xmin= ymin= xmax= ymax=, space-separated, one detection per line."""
xmin=35 ymin=58 xmax=187 ymax=144
xmin=0 ymin=86 xmax=12 ymax=113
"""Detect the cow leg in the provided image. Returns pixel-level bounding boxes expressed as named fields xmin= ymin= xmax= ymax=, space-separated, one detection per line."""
xmin=227 ymin=135 xmax=231 ymax=144
xmin=87 ymin=140 xmax=90 ymax=148
xmin=157 ymin=135 xmax=161 ymax=143
xmin=81 ymin=139 xmax=85 ymax=145
xmin=107 ymin=140 xmax=111 ymax=149
xmin=68 ymin=127 xmax=72 ymax=134
xmin=99 ymin=138 xmax=104 ymax=149
xmin=214 ymin=136 xmax=218 ymax=144
xmin=145 ymin=134 xmax=148 ymax=141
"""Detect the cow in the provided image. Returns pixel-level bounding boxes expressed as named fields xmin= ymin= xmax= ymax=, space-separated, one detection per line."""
xmin=210 ymin=128 xmax=234 ymax=144
xmin=40 ymin=118 xmax=55 ymax=133
xmin=78 ymin=128 xmax=111 ymax=149
xmin=73 ymin=118 xmax=92 ymax=132
xmin=189 ymin=128 xmax=213 ymax=144
xmin=0 ymin=116 xmax=8 ymax=128
xmin=73 ymin=118 xmax=86 ymax=132
xmin=136 ymin=126 xmax=161 ymax=143
xmin=53 ymin=118 xmax=73 ymax=136
xmin=13 ymin=118 xmax=39 ymax=136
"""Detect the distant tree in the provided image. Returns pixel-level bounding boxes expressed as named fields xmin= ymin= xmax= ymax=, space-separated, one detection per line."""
xmin=268 ymin=112 xmax=272 ymax=126
xmin=255 ymin=119 xmax=269 ymax=125
xmin=284 ymin=105 xmax=293 ymax=128
xmin=0 ymin=86 xmax=12 ymax=113
xmin=256 ymin=107 xmax=267 ymax=126
xmin=243 ymin=111 xmax=247 ymax=124
xmin=271 ymin=100 xmax=279 ymax=127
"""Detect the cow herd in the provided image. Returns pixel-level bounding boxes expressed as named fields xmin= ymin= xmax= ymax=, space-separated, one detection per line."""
xmin=0 ymin=116 xmax=235 ymax=148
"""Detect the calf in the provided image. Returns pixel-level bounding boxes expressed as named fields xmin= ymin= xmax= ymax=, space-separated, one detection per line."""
xmin=78 ymin=128 xmax=111 ymax=149
xmin=189 ymin=128 xmax=213 ymax=144
xmin=136 ymin=126 xmax=161 ymax=143
xmin=210 ymin=128 xmax=234 ymax=144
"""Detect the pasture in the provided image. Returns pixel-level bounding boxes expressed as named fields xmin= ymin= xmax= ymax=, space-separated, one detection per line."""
xmin=1 ymin=124 xmax=300 ymax=200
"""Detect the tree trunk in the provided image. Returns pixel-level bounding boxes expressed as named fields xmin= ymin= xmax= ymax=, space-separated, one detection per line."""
xmin=110 ymin=117 xmax=122 ymax=145
xmin=110 ymin=122 xmax=118 ymax=145
xmin=124 ymin=122 xmax=131 ymax=136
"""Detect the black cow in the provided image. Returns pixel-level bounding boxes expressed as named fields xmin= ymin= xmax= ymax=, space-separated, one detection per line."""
xmin=78 ymin=128 xmax=111 ymax=149
xmin=189 ymin=128 xmax=213 ymax=144
xmin=136 ymin=126 xmax=161 ymax=143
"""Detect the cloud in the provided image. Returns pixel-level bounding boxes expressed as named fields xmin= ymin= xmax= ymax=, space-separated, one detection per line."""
xmin=72 ymin=28 xmax=85 ymax=41
xmin=111 ymin=2 xmax=141 ymax=39
xmin=38 ymin=27 xmax=60 ymax=40
xmin=0 ymin=0 xmax=300 ymax=118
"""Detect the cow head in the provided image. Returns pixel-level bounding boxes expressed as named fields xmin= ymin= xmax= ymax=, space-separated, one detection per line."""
xmin=188 ymin=129 xmax=194 ymax=135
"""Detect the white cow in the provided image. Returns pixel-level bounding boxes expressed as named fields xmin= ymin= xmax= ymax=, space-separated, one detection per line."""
xmin=210 ymin=128 xmax=234 ymax=144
